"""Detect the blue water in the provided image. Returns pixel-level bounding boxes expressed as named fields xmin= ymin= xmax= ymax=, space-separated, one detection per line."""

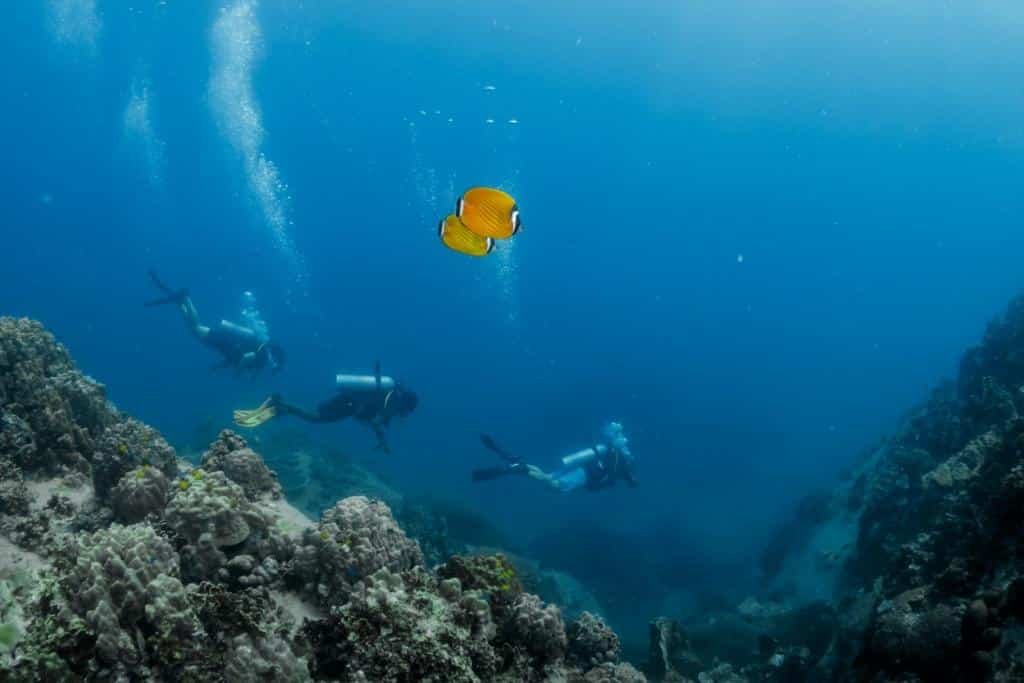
xmin=4 ymin=0 xmax=1024 ymax=641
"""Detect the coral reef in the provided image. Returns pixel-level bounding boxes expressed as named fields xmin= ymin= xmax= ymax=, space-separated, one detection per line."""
xmin=167 ymin=469 xmax=261 ymax=548
xmin=0 ymin=317 xmax=111 ymax=475
xmin=0 ymin=319 xmax=637 ymax=682
xmin=110 ymin=464 xmax=170 ymax=523
xmin=0 ymin=460 xmax=30 ymax=516
xmin=503 ymin=592 xmax=569 ymax=667
xmin=201 ymin=430 xmax=283 ymax=500
xmin=289 ymin=495 xmax=423 ymax=607
xmin=303 ymin=567 xmax=499 ymax=681
xmin=567 ymin=611 xmax=621 ymax=669
xmin=167 ymin=468 xmax=295 ymax=588
xmin=92 ymin=416 xmax=178 ymax=501
xmin=437 ymin=552 xmax=522 ymax=596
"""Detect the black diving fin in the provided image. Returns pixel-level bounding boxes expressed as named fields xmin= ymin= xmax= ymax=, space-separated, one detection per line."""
xmin=480 ymin=434 xmax=521 ymax=464
xmin=145 ymin=269 xmax=188 ymax=307
xmin=472 ymin=463 xmax=528 ymax=482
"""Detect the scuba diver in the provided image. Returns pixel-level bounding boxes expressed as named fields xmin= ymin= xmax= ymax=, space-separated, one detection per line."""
xmin=472 ymin=422 xmax=638 ymax=492
xmin=145 ymin=270 xmax=285 ymax=376
xmin=233 ymin=363 xmax=418 ymax=453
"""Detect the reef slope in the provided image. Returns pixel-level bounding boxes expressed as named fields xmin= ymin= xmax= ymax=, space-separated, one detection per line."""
xmin=646 ymin=295 xmax=1024 ymax=681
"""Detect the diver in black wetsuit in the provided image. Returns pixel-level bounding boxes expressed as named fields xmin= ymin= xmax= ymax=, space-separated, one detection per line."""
xmin=233 ymin=368 xmax=418 ymax=453
xmin=145 ymin=270 xmax=285 ymax=375
xmin=472 ymin=422 xmax=638 ymax=493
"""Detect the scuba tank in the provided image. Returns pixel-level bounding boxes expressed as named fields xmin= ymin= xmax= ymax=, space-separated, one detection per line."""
xmin=561 ymin=444 xmax=608 ymax=468
xmin=560 ymin=422 xmax=632 ymax=469
xmin=336 ymin=374 xmax=396 ymax=392
xmin=219 ymin=319 xmax=260 ymax=341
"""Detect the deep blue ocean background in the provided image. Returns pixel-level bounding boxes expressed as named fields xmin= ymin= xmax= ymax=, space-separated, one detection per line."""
xmin=4 ymin=0 xmax=1024 ymax=644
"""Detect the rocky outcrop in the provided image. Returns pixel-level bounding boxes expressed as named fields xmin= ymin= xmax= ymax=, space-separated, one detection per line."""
xmin=687 ymin=294 xmax=1024 ymax=682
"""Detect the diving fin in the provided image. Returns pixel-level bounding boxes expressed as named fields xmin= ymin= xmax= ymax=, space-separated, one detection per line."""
xmin=480 ymin=434 xmax=520 ymax=463
xmin=472 ymin=463 xmax=527 ymax=482
xmin=145 ymin=269 xmax=188 ymax=306
xmin=233 ymin=397 xmax=278 ymax=428
xmin=144 ymin=292 xmax=189 ymax=307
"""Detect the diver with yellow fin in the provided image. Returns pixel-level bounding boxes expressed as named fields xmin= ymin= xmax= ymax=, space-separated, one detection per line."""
xmin=233 ymin=362 xmax=418 ymax=453
xmin=145 ymin=270 xmax=285 ymax=376
xmin=472 ymin=422 xmax=638 ymax=493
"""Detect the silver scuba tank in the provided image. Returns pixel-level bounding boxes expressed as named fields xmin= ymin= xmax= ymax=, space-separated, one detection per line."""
xmin=335 ymin=374 xmax=396 ymax=392
xmin=561 ymin=444 xmax=608 ymax=468
xmin=219 ymin=320 xmax=259 ymax=341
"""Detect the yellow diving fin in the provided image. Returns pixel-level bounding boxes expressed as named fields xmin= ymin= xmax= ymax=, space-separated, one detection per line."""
xmin=233 ymin=397 xmax=278 ymax=428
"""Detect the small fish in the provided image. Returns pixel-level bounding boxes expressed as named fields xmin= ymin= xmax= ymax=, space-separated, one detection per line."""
xmin=507 ymin=118 xmax=519 ymax=125
xmin=438 ymin=214 xmax=495 ymax=257
xmin=456 ymin=187 xmax=521 ymax=240
xmin=483 ymin=84 xmax=497 ymax=91
xmin=485 ymin=118 xmax=495 ymax=124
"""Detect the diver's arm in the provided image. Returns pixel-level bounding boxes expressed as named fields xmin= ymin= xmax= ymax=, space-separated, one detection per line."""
xmin=369 ymin=421 xmax=391 ymax=453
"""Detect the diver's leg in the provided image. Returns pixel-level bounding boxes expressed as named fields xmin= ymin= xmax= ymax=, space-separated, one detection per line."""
xmin=526 ymin=465 xmax=558 ymax=487
xmin=537 ymin=467 xmax=584 ymax=493
xmin=179 ymin=297 xmax=210 ymax=339
xmin=315 ymin=395 xmax=356 ymax=423
xmin=472 ymin=461 xmax=538 ymax=483
xmin=273 ymin=397 xmax=334 ymax=424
